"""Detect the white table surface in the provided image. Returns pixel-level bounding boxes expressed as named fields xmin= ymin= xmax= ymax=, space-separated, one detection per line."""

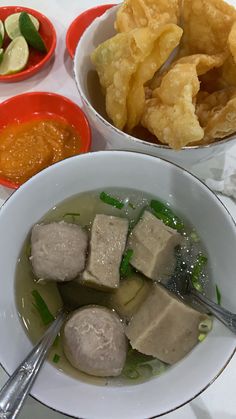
xmin=0 ymin=0 xmax=236 ymax=418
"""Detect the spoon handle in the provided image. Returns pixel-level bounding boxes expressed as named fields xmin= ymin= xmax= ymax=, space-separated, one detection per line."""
xmin=0 ymin=310 xmax=67 ymax=419
xmin=191 ymin=290 xmax=236 ymax=334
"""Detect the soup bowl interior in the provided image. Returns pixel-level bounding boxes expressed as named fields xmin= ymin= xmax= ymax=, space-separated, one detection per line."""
xmin=73 ymin=5 xmax=236 ymax=169
xmin=0 ymin=151 xmax=235 ymax=419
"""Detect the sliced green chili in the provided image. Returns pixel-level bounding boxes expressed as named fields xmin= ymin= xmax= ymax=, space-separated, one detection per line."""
xmin=120 ymin=249 xmax=134 ymax=277
xmin=32 ymin=290 xmax=54 ymax=325
xmin=100 ymin=192 xmax=124 ymax=209
xmin=215 ymin=284 xmax=222 ymax=305
xmin=150 ymin=199 xmax=184 ymax=232
xmin=191 ymin=254 xmax=208 ymax=292
xmin=53 ymin=353 xmax=60 ymax=363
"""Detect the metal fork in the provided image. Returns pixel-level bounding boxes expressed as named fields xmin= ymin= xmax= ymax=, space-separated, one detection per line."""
xmin=190 ymin=288 xmax=236 ymax=334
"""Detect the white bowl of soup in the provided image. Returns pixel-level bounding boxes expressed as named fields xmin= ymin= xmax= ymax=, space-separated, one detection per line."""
xmin=73 ymin=4 xmax=236 ymax=171
xmin=0 ymin=151 xmax=235 ymax=419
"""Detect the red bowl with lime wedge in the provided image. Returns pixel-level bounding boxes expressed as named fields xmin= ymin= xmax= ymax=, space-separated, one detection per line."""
xmin=0 ymin=6 xmax=56 ymax=82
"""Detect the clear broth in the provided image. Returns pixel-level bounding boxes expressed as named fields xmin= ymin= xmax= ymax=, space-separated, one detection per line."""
xmin=15 ymin=189 xmax=208 ymax=386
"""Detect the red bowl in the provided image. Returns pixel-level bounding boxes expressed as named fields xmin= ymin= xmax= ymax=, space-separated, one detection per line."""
xmin=0 ymin=92 xmax=91 ymax=189
xmin=0 ymin=6 xmax=57 ymax=82
xmin=66 ymin=4 xmax=115 ymax=59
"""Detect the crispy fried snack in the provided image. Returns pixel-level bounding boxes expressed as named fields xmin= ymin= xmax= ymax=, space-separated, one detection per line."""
xmin=126 ymin=24 xmax=183 ymax=130
xmin=149 ymin=52 xmax=226 ymax=90
xmin=91 ymin=24 xmax=182 ymax=130
xmin=196 ymin=88 xmax=236 ymax=142
xmin=141 ymin=63 xmax=204 ymax=149
xmin=115 ymin=0 xmax=180 ymax=32
xmin=180 ymin=0 xmax=236 ymax=56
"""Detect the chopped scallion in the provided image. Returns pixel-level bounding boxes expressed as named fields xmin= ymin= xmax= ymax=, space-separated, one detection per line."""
xmin=150 ymin=199 xmax=184 ymax=232
xmin=120 ymin=249 xmax=134 ymax=277
xmin=128 ymin=202 xmax=136 ymax=210
xmin=198 ymin=333 xmax=206 ymax=342
xmin=190 ymin=231 xmax=200 ymax=243
xmin=123 ymin=367 xmax=140 ymax=379
xmin=215 ymin=284 xmax=222 ymax=305
xmin=53 ymin=353 xmax=60 ymax=363
xmin=32 ymin=290 xmax=54 ymax=326
xmin=198 ymin=318 xmax=212 ymax=333
xmin=191 ymin=253 xmax=207 ymax=292
xmin=100 ymin=192 xmax=124 ymax=209
xmin=63 ymin=212 xmax=80 ymax=222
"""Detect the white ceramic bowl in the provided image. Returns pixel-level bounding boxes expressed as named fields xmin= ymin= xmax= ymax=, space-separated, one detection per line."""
xmin=0 ymin=151 xmax=235 ymax=419
xmin=73 ymin=5 xmax=236 ymax=170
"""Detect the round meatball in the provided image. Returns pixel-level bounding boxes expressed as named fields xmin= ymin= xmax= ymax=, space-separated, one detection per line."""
xmin=30 ymin=221 xmax=88 ymax=282
xmin=63 ymin=306 xmax=127 ymax=377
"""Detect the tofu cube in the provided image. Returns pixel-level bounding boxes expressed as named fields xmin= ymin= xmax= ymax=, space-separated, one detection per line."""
xmin=82 ymin=215 xmax=128 ymax=290
xmin=127 ymin=211 xmax=182 ymax=281
xmin=126 ymin=284 xmax=210 ymax=364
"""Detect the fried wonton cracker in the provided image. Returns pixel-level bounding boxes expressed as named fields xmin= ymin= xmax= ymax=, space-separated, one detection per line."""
xmin=149 ymin=53 xmax=226 ymax=91
xmin=91 ymin=24 xmax=182 ymax=130
xmin=196 ymin=88 xmax=236 ymax=142
xmin=141 ymin=63 xmax=204 ymax=149
xmin=126 ymin=24 xmax=183 ymax=130
xmin=115 ymin=0 xmax=180 ymax=32
xmin=180 ymin=0 xmax=236 ymax=56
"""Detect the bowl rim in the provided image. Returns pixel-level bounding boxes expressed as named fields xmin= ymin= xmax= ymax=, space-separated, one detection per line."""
xmin=0 ymin=150 xmax=235 ymax=419
xmin=66 ymin=4 xmax=115 ymax=59
xmin=0 ymin=5 xmax=57 ymax=83
xmin=0 ymin=91 xmax=92 ymax=190
xmin=73 ymin=4 xmax=236 ymax=152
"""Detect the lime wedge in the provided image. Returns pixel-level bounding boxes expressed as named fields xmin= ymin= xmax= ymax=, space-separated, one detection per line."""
xmin=5 ymin=12 xmax=39 ymax=40
xmin=0 ymin=20 xmax=4 ymax=47
xmin=0 ymin=49 xmax=3 ymax=64
xmin=19 ymin=12 xmax=47 ymax=53
xmin=0 ymin=36 xmax=29 ymax=75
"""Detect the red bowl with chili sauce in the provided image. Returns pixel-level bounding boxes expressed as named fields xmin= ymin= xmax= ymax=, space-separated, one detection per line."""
xmin=66 ymin=4 xmax=115 ymax=59
xmin=0 ymin=92 xmax=91 ymax=189
xmin=0 ymin=6 xmax=56 ymax=82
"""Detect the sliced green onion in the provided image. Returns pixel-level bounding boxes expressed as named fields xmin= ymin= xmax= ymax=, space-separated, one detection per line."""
xmin=53 ymin=353 xmax=60 ymax=363
xmin=191 ymin=253 xmax=207 ymax=292
xmin=198 ymin=318 xmax=212 ymax=333
xmin=63 ymin=212 xmax=80 ymax=218
xmin=120 ymin=249 xmax=134 ymax=277
xmin=190 ymin=231 xmax=200 ymax=243
xmin=136 ymin=363 xmax=153 ymax=377
xmin=123 ymin=366 xmax=140 ymax=379
xmin=216 ymin=284 xmax=222 ymax=305
xmin=100 ymin=192 xmax=124 ymax=209
xmin=150 ymin=199 xmax=184 ymax=232
xmin=32 ymin=290 xmax=54 ymax=326
xmin=128 ymin=202 xmax=136 ymax=210
xmin=198 ymin=333 xmax=206 ymax=342
xmin=63 ymin=212 xmax=80 ymax=223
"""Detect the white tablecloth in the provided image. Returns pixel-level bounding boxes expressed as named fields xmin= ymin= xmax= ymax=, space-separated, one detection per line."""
xmin=0 ymin=1 xmax=236 ymax=418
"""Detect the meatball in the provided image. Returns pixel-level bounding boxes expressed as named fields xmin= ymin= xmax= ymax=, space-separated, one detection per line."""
xmin=63 ymin=306 xmax=127 ymax=377
xmin=30 ymin=221 xmax=88 ymax=282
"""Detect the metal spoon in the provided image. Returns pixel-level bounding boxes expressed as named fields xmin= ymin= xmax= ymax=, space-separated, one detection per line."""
xmin=0 ymin=281 xmax=235 ymax=419
xmin=0 ymin=281 xmax=109 ymax=419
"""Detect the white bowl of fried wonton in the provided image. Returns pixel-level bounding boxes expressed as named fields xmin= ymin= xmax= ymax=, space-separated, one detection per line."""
xmin=0 ymin=151 xmax=235 ymax=419
xmin=73 ymin=4 xmax=236 ymax=170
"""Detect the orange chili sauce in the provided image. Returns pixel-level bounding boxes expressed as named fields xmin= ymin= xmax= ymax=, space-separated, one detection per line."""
xmin=0 ymin=118 xmax=81 ymax=184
